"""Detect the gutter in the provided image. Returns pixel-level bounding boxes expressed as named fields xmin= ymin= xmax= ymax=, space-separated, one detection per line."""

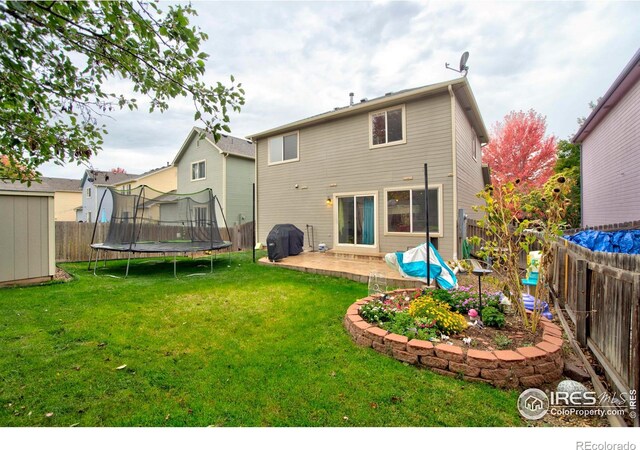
xmin=222 ymin=152 xmax=228 ymax=217
xmin=449 ymin=85 xmax=458 ymax=260
xmin=573 ymin=48 xmax=640 ymax=143
xmin=248 ymin=77 xmax=468 ymax=141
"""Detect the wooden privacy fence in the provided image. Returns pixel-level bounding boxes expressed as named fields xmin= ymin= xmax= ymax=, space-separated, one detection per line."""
xmin=549 ymin=237 xmax=640 ymax=424
xmin=466 ymin=218 xmax=541 ymax=269
xmin=467 ymin=218 xmax=640 ymax=424
xmin=55 ymin=221 xmax=255 ymax=262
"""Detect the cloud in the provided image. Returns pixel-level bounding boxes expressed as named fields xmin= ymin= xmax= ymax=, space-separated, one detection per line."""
xmin=40 ymin=1 xmax=640 ymax=179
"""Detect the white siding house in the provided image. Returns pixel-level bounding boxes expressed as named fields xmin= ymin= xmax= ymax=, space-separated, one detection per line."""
xmin=574 ymin=48 xmax=640 ymax=227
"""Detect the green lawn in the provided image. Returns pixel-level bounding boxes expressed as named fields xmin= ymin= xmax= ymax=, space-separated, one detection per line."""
xmin=0 ymin=251 xmax=523 ymax=426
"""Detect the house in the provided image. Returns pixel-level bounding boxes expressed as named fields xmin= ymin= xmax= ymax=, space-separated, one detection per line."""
xmin=112 ymin=165 xmax=177 ymax=222
xmin=0 ymin=189 xmax=55 ymax=286
xmin=573 ymin=48 xmax=640 ymax=227
xmin=112 ymin=164 xmax=177 ymax=194
xmin=248 ymin=77 xmax=489 ymax=260
xmin=171 ymin=127 xmax=255 ymax=226
xmin=0 ymin=177 xmax=82 ymax=221
xmin=79 ymin=170 xmax=139 ymax=222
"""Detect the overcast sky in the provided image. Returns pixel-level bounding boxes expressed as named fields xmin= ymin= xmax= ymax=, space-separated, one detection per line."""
xmin=41 ymin=0 xmax=640 ymax=179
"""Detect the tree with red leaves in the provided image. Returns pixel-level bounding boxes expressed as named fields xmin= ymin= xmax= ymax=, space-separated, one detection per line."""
xmin=111 ymin=167 xmax=127 ymax=174
xmin=484 ymin=110 xmax=557 ymax=190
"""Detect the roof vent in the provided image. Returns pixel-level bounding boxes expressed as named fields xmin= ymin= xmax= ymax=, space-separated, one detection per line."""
xmin=360 ymin=98 xmax=367 ymax=103
xmin=385 ymin=92 xmax=393 ymax=96
xmin=349 ymin=92 xmax=354 ymax=106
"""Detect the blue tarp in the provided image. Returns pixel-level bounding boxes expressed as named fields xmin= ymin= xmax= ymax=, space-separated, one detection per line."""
xmin=564 ymin=230 xmax=640 ymax=254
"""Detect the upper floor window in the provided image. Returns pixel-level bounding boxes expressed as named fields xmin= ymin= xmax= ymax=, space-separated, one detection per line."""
xmin=369 ymin=105 xmax=406 ymax=148
xmin=268 ymin=132 xmax=299 ymax=165
xmin=86 ymin=187 xmax=91 ymax=198
xmin=191 ymin=160 xmax=206 ymax=181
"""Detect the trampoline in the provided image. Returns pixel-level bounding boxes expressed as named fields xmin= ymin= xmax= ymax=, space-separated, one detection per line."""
xmin=88 ymin=185 xmax=232 ymax=277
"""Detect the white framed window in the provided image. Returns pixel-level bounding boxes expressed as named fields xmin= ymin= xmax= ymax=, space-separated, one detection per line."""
xmin=384 ymin=185 xmax=443 ymax=237
xmin=86 ymin=187 xmax=91 ymax=198
xmin=191 ymin=160 xmax=206 ymax=181
xmin=194 ymin=206 xmax=208 ymax=227
xmin=369 ymin=104 xmax=406 ymax=149
xmin=472 ymin=133 xmax=478 ymax=161
xmin=268 ymin=131 xmax=299 ymax=165
xmin=121 ymin=184 xmax=132 ymax=195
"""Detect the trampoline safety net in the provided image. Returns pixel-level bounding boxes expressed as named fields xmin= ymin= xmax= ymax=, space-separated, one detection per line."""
xmin=90 ymin=185 xmax=232 ymax=254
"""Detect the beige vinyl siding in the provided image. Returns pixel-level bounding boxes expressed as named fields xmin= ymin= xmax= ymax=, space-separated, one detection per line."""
xmin=256 ymin=92 xmax=456 ymax=258
xmin=224 ymin=156 xmax=255 ymax=226
xmin=176 ymin=135 xmax=224 ymax=197
xmin=455 ymin=96 xmax=485 ymax=221
xmin=53 ymin=191 xmax=82 ymax=221
xmin=116 ymin=166 xmax=177 ymax=193
xmin=0 ymin=192 xmax=54 ymax=283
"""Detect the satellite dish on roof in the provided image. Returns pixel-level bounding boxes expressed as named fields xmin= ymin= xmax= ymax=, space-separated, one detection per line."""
xmin=445 ymin=51 xmax=470 ymax=76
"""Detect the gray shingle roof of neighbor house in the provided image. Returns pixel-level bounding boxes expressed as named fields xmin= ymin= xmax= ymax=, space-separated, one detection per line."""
xmin=80 ymin=170 xmax=140 ymax=187
xmin=573 ymin=47 xmax=640 ymax=143
xmin=0 ymin=177 xmax=82 ymax=192
xmin=172 ymin=127 xmax=255 ymax=164
xmin=246 ymin=76 xmax=489 ymax=144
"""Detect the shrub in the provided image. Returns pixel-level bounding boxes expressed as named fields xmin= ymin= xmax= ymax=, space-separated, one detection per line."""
xmin=360 ymin=299 xmax=395 ymax=325
xmin=408 ymin=294 xmax=467 ymax=336
xmin=481 ymin=306 xmax=506 ymax=328
xmin=494 ymin=333 xmax=512 ymax=350
xmin=383 ymin=312 xmax=439 ymax=341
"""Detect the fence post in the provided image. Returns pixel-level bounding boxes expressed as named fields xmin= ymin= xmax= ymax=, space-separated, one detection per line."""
xmin=234 ymin=224 xmax=241 ymax=250
xmin=576 ymin=259 xmax=590 ymax=347
xmin=632 ymin=274 xmax=640 ymax=427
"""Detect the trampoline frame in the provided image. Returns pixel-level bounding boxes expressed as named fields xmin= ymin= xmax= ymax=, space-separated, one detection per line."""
xmin=87 ymin=185 xmax=233 ymax=277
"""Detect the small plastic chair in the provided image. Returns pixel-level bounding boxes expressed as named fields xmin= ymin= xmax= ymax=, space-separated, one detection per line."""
xmin=521 ymin=271 xmax=539 ymax=294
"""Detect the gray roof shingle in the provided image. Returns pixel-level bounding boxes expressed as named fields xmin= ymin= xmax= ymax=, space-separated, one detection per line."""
xmin=194 ymin=127 xmax=255 ymax=159
xmin=0 ymin=177 xmax=82 ymax=192
xmin=85 ymin=170 xmax=139 ymax=186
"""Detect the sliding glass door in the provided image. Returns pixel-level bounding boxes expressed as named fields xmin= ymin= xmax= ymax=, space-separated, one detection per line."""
xmin=336 ymin=193 xmax=376 ymax=247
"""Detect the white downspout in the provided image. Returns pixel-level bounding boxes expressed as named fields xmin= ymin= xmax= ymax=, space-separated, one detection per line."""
xmin=253 ymin=140 xmax=258 ymax=246
xmin=448 ymin=85 xmax=458 ymax=261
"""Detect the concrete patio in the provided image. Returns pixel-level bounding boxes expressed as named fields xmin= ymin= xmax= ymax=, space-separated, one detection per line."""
xmin=258 ymin=250 xmax=424 ymax=288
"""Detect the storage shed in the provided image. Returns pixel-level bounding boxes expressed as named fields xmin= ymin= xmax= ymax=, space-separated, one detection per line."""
xmin=0 ymin=190 xmax=55 ymax=286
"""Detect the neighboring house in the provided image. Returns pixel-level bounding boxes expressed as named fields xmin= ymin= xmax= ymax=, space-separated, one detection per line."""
xmin=248 ymin=77 xmax=490 ymax=260
xmin=573 ymin=48 xmax=640 ymax=227
xmin=172 ymin=127 xmax=255 ymax=226
xmin=112 ymin=165 xmax=177 ymax=222
xmin=0 ymin=189 xmax=55 ymax=286
xmin=0 ymin=177 xmax=82 ymax=221
xmin=112 ymin=164 xmax=177 ymax=193
xmin=79 ymin=170 xmax=139 ymax=223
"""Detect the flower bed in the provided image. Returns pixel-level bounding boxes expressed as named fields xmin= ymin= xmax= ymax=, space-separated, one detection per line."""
xmin=344 ymin=288 xmax=565 ymax=388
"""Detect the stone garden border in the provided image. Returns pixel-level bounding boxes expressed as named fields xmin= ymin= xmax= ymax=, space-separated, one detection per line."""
xmin=344 ymin=289 xmax=565 ymax=388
